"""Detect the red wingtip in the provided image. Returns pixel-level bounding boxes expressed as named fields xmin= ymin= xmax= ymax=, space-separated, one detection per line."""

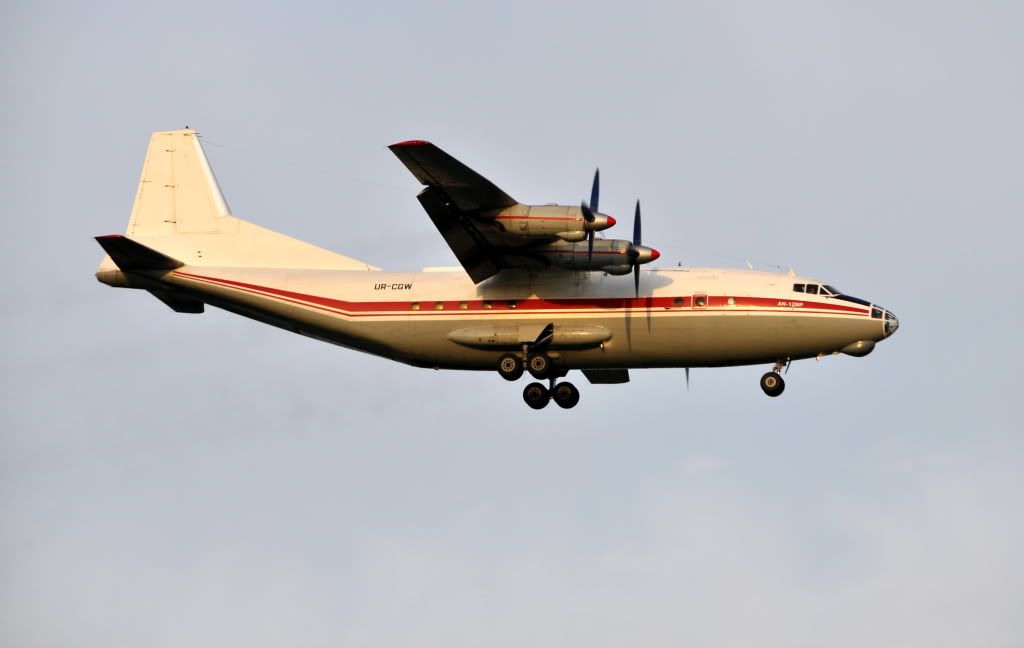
xmin=390 ymin=139 xmax=429 ymax=147
xmin=651 ymin=249 xmax=661 ymax=261
xmin=607 ymin=216 xmax=617 ymax=227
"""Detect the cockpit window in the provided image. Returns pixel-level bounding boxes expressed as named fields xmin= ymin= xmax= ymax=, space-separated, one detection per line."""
xmin=871 ymin=308 xmax=882 ymax=319
xmin=796 ymin=283 xmax=837 ymax=295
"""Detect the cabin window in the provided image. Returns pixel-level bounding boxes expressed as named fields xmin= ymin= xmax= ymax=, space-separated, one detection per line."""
xmin=693 ymin=294 xmax=707 ymax=308
xmin=483 ymin=300 xmax=493 ymax=309
xmin=410 ymin=302 xmax=420 ymax=310
xmin=459 ymin=301 xmax=468 ymax=310
xmin=727 ymin=297 xmax=736 ymax=306
xmin=507 ymin=300 xmax=517 ymax=309
xmin=793 ymin=284 xmax=805 ymax=293
xmin=434 ymin=302 xmax=444 ymax=310
xmin=673 ymin=297 xmax=684 ymax=306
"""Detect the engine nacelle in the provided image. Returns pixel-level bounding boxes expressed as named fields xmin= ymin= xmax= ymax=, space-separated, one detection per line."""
xmin=602 ymin=265 xmax=633 ymax=276
xmin=539 ymin=239 xmax=631 ymax=270
xmin=537 ymin=239 xmax=659 ymax=273
xmin=490 ymin=204 xmax=614 ymax=241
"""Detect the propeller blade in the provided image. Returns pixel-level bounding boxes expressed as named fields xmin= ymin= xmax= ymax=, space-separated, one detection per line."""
xmin=590 ymin=168 xmax=600 ymax=214
xmin=633 ymin=199 xmax=641 ymax=246
xmin=588 ymin=231 xmax=594 ymax=268
xmin=581 ymin=200 xmax=595 ymax=224
xmin=685 ymin=367 xmax=690 ymax=391
xmin=632 ymin=200 xmax=643 ymax=297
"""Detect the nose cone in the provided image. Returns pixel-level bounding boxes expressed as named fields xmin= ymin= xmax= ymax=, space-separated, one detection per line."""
xmin=607 ymin=215 xmax=616 ymax=227
xmin=884 ymin=310 xmax=899 ymax=337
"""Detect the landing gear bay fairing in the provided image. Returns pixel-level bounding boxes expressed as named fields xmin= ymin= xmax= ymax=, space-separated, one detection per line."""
xmin=95 ymin=130 xmax=899 ymax=409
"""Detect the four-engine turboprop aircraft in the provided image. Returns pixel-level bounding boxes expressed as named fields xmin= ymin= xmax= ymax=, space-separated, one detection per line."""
xmin=95 ymin=129 xmax=899 ymax=409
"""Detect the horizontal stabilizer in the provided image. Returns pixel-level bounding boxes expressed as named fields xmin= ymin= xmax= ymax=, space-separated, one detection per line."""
xmin=95 ymin=234 xmax=183 ymax=271
xmin=582 ymin=369 xmax=630 ymax=384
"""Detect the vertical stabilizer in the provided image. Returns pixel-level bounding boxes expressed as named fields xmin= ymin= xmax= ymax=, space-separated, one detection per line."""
xmin=101 ymin=129 xmax=377 ymax=271
xmin=128 ymin=129 xmax=231 ymax=236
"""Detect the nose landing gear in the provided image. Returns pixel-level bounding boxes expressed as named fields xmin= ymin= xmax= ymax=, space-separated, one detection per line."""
xmin=759 ymin=372 xmax=785 ymax=397
xmin=759 ymin=359 xmax=788 ymax=397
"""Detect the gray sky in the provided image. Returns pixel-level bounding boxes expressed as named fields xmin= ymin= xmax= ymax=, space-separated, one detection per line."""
xmin=2 ymin=1 xmax=1022 ymax=646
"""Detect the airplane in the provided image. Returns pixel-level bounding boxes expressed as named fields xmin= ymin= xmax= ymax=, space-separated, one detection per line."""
xmin=95 ymin=129 xmax=899 ymax=409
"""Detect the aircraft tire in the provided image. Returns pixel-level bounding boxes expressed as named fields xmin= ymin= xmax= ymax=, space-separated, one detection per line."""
xmin=527 ymin=352 xmax=552 ymax=379
xmin=523 ymin=382 xmax=550 ymax=409
xmin=760 ymin=372 xmax=785 ymax=397
xmin=497 ymin=353 xmax=524 ymax=381
xmin=552 ymin=382 xmax=580 ymax=409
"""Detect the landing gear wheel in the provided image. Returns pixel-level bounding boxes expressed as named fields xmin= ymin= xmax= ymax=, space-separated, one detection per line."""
xmin=522 ymin=382 xmax=550 ymax=409
xmin=760 ymin=372 xmax=786 ymax=397
xmin=552 ymin=382 xmax=580 ymax=409
xmin=527 ymin=352 xmax=552 ymax=379
xmin=497 ymin=353 xmax=524 ymax=381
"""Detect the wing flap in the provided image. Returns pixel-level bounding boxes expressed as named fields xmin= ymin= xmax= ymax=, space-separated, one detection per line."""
xmin=416 ymin=187 xmax=502 ymax=283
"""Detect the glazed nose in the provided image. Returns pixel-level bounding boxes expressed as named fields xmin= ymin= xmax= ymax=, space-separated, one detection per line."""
xmin=884 ymin=310 xmax=899 ymax=337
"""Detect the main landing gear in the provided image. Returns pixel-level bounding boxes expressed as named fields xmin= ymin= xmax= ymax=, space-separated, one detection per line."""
xmin=496 ymin=346 xmax=580 ymax=410
xmin=522 ymin=377 xmax=580 ymax=410
xmin=497 ymin=351 xmax=553 ymax=382
xmin=759 ymin=359 xmax=788 ymax=397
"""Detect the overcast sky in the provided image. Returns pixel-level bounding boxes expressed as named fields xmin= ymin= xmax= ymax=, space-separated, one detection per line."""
xmin=2 ymin=1 xmax=1022 ymax=646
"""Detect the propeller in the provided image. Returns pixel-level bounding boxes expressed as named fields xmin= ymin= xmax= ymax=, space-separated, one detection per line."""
xmin=632 ymin=200 xmax=641 ymax=296
xmin=627 ymin=199 xmax=660 ymax=298
xmin=581 ymin=168 xmax=600 ymax=268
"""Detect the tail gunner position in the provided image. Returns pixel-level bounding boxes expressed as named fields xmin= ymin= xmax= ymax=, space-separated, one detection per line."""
xmin=95 ymin=130 xmax=899 ymax=409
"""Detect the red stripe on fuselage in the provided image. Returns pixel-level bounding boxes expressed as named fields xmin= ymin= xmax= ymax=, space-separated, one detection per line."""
xmin=172 ymin=271 xmax=870 ymax=318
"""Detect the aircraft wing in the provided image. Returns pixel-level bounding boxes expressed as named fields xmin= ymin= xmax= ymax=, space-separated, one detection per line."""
xmin=389 ymin=140 xmax=517 ymax=212
xmin=390 ymin=140 xmax=546 ymax=283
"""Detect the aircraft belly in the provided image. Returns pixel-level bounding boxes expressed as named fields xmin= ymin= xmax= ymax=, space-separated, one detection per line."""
xmin=336 ymin=312 xmax=880 ymax=370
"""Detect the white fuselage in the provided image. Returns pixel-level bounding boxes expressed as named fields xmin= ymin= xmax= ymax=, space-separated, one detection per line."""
xmin=158 ymin=265 xmax=893 ymax=371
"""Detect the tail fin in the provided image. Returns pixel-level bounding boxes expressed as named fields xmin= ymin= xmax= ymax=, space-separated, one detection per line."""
xmin=98 ymin=129 xmax=377 ymax=270
xmin=128 ymin=130 xmax=231 ymax=236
